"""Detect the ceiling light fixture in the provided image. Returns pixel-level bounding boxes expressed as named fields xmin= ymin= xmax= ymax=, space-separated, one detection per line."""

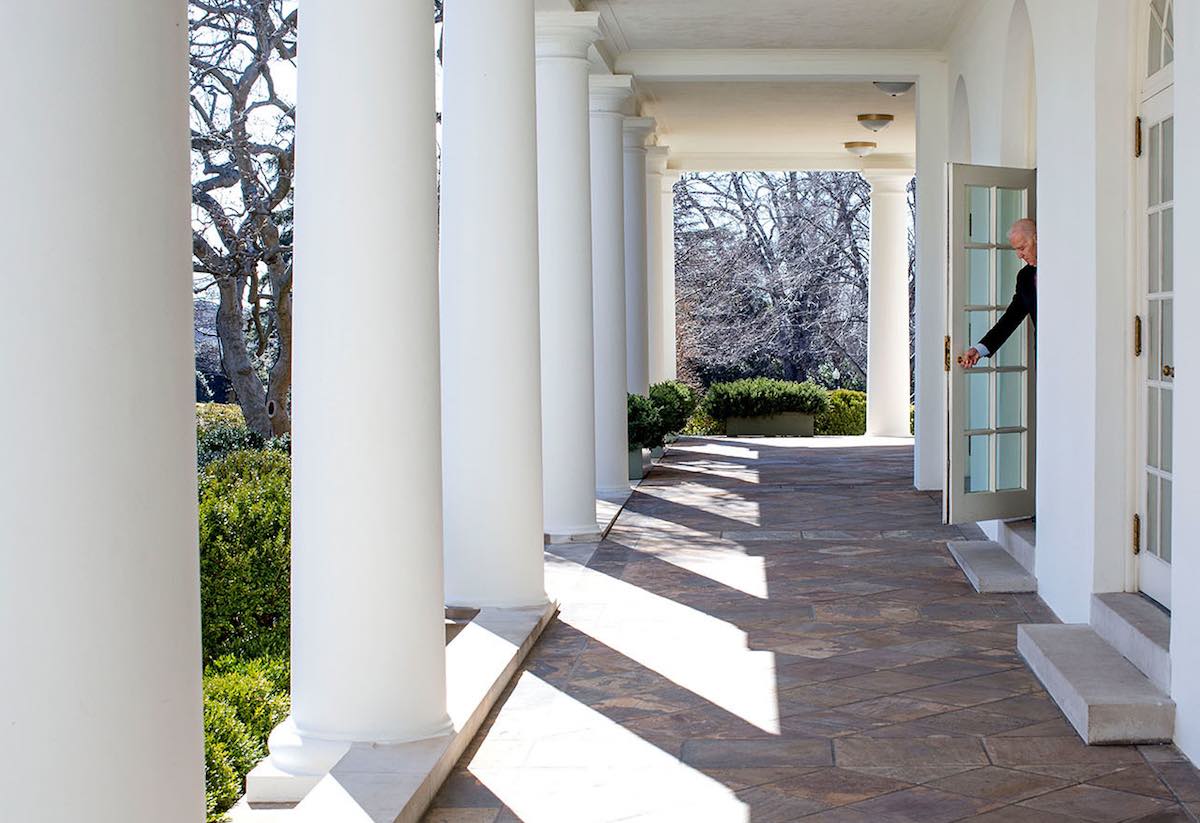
xmin=874 ymin=81 xmax=915 ymax=97
xmin=844 ymin=141 xmax=878 ymax=158
xmin=857 ymin=113 xmax=895 ymax=132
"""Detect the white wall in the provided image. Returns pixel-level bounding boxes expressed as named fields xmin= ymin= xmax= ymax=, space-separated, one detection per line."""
xmin=1170 ymin=0 xmax=1200 ymax=766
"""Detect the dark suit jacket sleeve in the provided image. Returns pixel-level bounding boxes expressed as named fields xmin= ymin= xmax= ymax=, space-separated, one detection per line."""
xmin=979 ymin=290 xmax=1030 ymax=356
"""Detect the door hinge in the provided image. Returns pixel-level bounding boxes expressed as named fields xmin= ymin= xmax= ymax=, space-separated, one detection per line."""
xmin=944 ymin=335 xmax=951 ymax=372
xmin=1135 ymin=116 xmax=1143 ymax=158
xmin=1133 ymin=513 xmax=1142 ymax=556
xmin=1134 ymin=314 xmax=1143 ymax=357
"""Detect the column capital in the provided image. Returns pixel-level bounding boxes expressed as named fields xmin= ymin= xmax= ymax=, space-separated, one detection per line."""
xmin=623 ymin=116 xmax=656 ymax=150
xmin=646 ymin=145 xmax=670 ymax=176
xmin=862 ymin=170 xmax=914 ymax=194
xmin=590 ymin=74 xmax=634 ymax=114
xmin=535 ymin=11 xmax=602 ymax=60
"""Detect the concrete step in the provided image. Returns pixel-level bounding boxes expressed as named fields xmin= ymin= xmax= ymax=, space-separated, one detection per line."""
xmin=1017 ymin=624 xmax=1174 ymax=744
xmin=947 ymin=540 xmax=1037 ymax=593
xmin=992 ymin=518 xmax=1036 ymax=574
xmin=1091 ymin=593 xmax=1171 ymax=694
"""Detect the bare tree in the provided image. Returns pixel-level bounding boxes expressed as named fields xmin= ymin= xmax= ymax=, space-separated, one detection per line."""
xmin=190 ymin=0 xmax=297 ymax=436
xmin=676 ymin=171 xmax=893 ymax=388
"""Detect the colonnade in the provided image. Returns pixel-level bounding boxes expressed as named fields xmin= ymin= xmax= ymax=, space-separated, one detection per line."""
xmin=1 ymin=1 xmax=913 ymax=816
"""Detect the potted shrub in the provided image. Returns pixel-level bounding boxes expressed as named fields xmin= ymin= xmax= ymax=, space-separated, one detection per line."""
xmin=648 ymin=380 xmax=699 ymax=457
xmin=627 ymin=394 xmax=662 ymax=479
xmin=703 ymin=378 xmax=829 ymax=437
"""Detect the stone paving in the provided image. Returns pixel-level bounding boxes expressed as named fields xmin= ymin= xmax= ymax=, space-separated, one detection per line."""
xmin=422 ymin=437 xmax=1200 ymax=822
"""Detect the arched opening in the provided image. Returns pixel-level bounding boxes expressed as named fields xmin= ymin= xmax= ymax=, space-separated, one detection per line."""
xmin=950 ymin=75 xmax=972 ymax=164
xmin=1000 ymin=0 xmax=1036 ymax=166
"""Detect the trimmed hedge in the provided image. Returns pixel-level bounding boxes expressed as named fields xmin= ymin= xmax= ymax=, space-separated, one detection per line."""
xmin=627 ymin=393 xmax=663 ymax=450
xmin=814 ymin=389 xmax=867 ymax=436
xmin=199 ymin=449 xmax=292 ymax=664
xmin=702 ymin=378 xmax=829 ymax=421
xmin=649 ymin=381 xmax=700 ymax=436
xmin=204 ymin=656 xmax=290 ymax=822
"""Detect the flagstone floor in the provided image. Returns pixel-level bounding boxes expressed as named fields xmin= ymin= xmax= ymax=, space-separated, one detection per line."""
xmin=422 ymin=437 xmax=1200 ymax=823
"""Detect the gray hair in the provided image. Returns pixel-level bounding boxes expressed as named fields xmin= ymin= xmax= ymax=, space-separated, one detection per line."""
xmin=1009 ymin=218 xmax=1036 ymax=240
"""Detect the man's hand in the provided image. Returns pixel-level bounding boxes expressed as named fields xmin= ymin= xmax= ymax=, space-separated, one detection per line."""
xmin=957 ymin=347 xmax=981 ymax=369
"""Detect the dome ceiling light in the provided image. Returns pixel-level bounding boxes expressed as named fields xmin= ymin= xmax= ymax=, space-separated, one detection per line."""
xmin=874 ymin=81 xmax=915 ymax=97
xmin=857 ymin=113 xmax=895 ymax=133
xmin=844 ymin=141 xmax=878 ymax=158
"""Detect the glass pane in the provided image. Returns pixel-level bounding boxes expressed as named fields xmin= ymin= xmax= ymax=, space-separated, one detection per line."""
xmin=1149 ymin=124 xmax=1161 ymax=206
xmin=1148 ymin=387 xmax=1159 ymax=468
xmin=969 ymin=186 xmax=991 ymax=244
xmin=1149 ymin=8 xmax=1163 ymax=75
xmin=968 ymin=249 xmax=991 ymax=306
xmin=997 ymin=326 xmax=1024 ymax=368
xmin=1161 ymin=390 xmax=1172 ymax=472
xmin=1147 ymin=474 xmax=1159 ymax=557
xmin=1161 ymin=478 xmax=1172 ymax=562
xmin=997 ymin=189 xmax=1024 ymax=243
xmin=1163 ymin=119 xmax=1174 ymax=201
xmin=997 ymin=371 xmax=1023 ymax=428
xmin=997 ymin=432 xmax=1023 ymax=491
xmin=1149 ymin=211 xmax=1160 ymax=293
xmin=1149 ymin=300 xmax=1161 ymax=375
xmin=1162 ymin=208 xmax=1173 ymax=291
xmin=998 ymin=250 xmax=1022 ymax=304
xmin=1163 ymin=300 xmax=1173 ymax=375
xmin=968 ymin=310 xmax=991 ymax=355
xmin=1164 ymin=6 xmax=1174 ymax=66
xmin=967 ymin=372 xmax=990 ymax=431
xmin=967 ymin=435 xmax=991 ymax=493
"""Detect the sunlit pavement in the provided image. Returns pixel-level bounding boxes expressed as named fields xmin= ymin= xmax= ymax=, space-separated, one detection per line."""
xmin=422 ymin=436 xmax=1200 ymax=823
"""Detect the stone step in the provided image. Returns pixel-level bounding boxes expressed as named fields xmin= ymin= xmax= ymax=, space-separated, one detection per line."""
xmin=1091 ymin=593 xmax=1171 ymax=694
xmin=1017 ymin=624 xmax=1174 ymax=744
xmin=947 ymin=540 xmax=1037 ymax=593
xmin=985 ymin=517 xmax=1037 ymax=574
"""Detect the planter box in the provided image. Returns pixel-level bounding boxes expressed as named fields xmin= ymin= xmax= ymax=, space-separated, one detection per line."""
xmin=725 ymin=412 xmax=815 ymax=437
xmin=650 ymin=446 xmax=665 ymax=461
xmin=629 ymin=448 xmax=651 ymax=480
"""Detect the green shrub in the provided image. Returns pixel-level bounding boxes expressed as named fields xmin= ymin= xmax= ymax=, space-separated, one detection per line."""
xmin=681 ymin=408 xmax=725 ymax=436
xmin=197 ymin=403 xmax=246 ymax=433
xmin=649 ymin=381 xmax=700 ymax=436
xmin=203 ymin=656 xmax=290 ymax=822
xmin=199 ymin=450 xmax=292 ymax=664
xmin=814 ymin=389 xmax=867 ymax=435
xmin=627 ymin=393 xmax=663 ymax=450
xmin=702 ymin=378 xmax=829 ymax=421
xmin=198 ymin=423 xmax=266 ymax=469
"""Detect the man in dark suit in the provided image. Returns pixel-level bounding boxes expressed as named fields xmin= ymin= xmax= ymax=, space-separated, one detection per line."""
xmin=958 ymin=218 xmax=1037 ymax=368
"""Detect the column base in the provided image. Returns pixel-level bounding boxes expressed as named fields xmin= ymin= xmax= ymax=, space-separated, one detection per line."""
xmin=544 ymin=523 xmax=604 ymax=545
xmin=245 ymin=713 xmax=454 ymax=804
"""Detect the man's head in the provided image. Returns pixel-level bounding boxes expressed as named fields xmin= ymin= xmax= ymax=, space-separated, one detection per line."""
xmin=1008 ymin=218 xmax=1037 ymax=266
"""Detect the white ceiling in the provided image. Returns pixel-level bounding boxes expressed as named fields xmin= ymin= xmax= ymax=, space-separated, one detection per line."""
xmin=582 ymin=0 xmax=969 ymax=52
xmin=639 ymin=80 xmax=915 ymax=163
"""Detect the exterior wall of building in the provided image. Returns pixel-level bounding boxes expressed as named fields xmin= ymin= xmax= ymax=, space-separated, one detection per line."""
xmin=1171 ymin=0 xmax=1200 ymax=765
xmin=946 ymin=0 xmax=1199 ymax=762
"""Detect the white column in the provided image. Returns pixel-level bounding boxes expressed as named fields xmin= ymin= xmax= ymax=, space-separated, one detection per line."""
xmin=0 ymin=2 xmax=203 ymax=820
xmin=440 ymin=0 xmax=548 ymax=607
xmin=590 ymin=76 xmax=635 ymax=494
xmin=646 ymin=146 xmax=670 ymax=384
xmin=914 ymin=68 xmax=950 ymax=488
xmin=864 ymin=172 xmax=915 ymax=438
xmin=661 ymin=170 xmax=681 ymax=381
xmin=536 ymin=12 xmax=603 ymax=541
xmin=251 ymin=0 xmax=453 ymax=800
xmin=623 ymin=117 xmax=656 ymax=395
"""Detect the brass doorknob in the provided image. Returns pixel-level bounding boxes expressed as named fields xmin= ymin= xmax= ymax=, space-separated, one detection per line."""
xmin=1163 ymin=364 xmax=1175 ymax=378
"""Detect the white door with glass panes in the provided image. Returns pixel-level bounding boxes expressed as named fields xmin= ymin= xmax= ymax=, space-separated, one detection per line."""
xmin=945 ymin=164 xmax=1037 ymax=525
xmin=1137 ymin=0 xmax=1174 ymax=608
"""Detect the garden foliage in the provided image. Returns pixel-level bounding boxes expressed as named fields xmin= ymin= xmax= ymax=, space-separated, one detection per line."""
xmin=648 ymin=381 xmax=700 ymax=437
xmin=627 ymin=394 xmax=664 ymax=450
xmin=814 ymin=389 xmax=867 ymax=436
xmin=702 ymin=378 xmax=829 ymax=421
